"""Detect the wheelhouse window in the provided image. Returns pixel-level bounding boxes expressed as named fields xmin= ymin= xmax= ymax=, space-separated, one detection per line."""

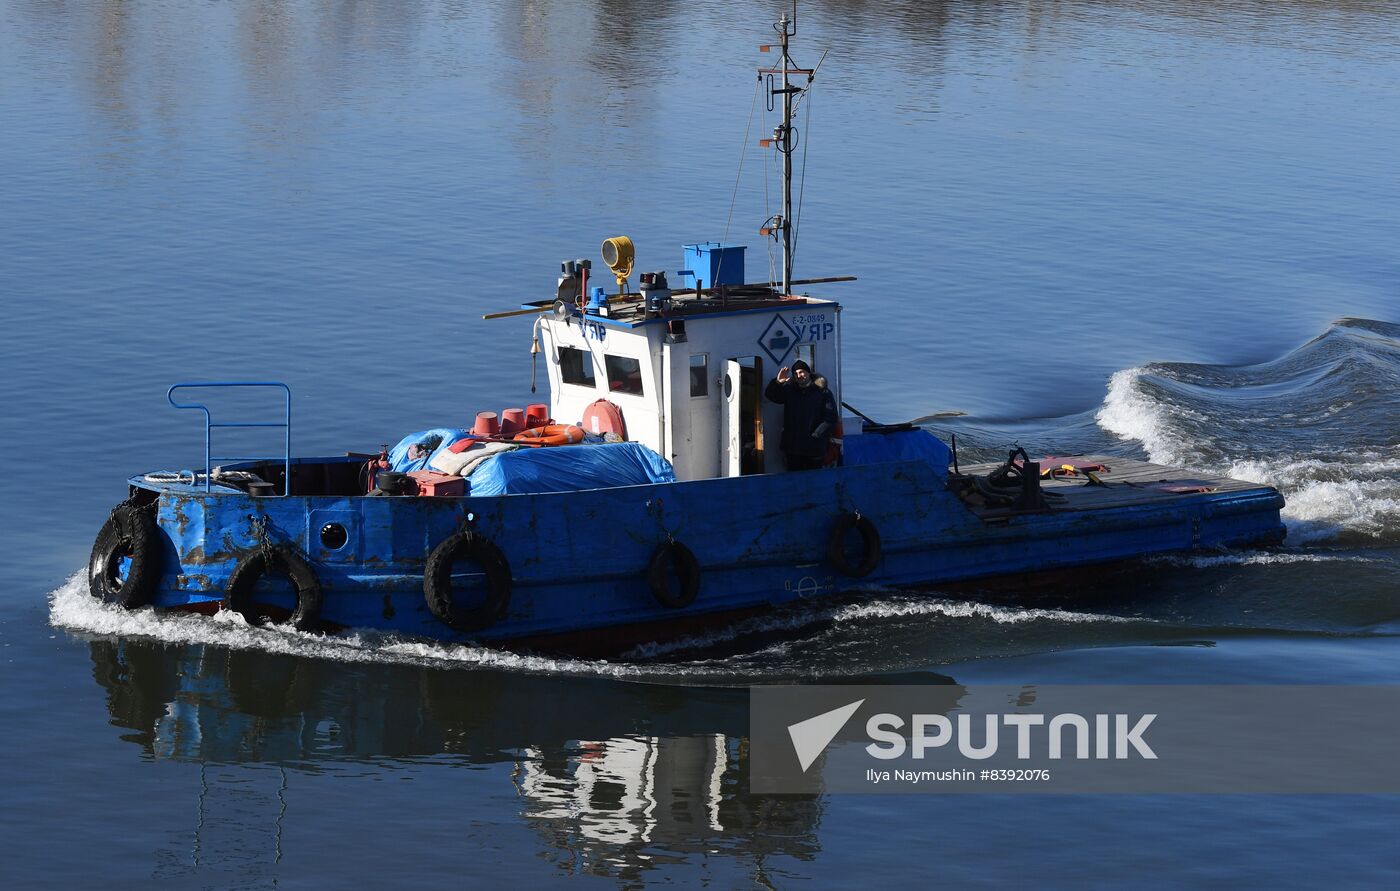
xmin=605 ymin=354 xmax=644 ymax=396
xmin=794 ymin=344 xmax=815 ymax=370
xmin=558 ymin=346 xmax=595 ymax=387
xmin=689 ymin=354 xmax=708 ymax=397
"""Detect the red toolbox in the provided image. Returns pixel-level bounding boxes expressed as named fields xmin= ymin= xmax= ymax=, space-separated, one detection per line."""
xmin=406 ymin=470 xmax=467 ymax=497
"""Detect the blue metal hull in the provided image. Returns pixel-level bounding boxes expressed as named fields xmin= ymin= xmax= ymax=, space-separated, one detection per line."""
xmin=130 ymin=456 xmax=1285 ymax=652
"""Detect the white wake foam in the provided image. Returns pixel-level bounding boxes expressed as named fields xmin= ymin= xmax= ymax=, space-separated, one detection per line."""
xmin=49 ymin=573 xmax=662 ymax=679
xmin=829 ymin=597 xmax=1136 ymax=625
xmin=51 ymin=572 xmax=1136 ymax=673
xmin=1144 ymin=550 xmax=1376 ymax=569
xmin=623 ymin=594 xmax=1138 ymax=659
xmin=1096 ymin=366 xmax=1189 ymax=465
xmin=1228 ymin=456 xmax=1400 ymax=544
xmin=1096 ymin=368 xmax=1400 ymax=544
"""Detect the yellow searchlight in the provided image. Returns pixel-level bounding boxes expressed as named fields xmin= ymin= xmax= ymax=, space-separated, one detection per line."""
xmin=601 ymin=235 xmax=635 ymax=294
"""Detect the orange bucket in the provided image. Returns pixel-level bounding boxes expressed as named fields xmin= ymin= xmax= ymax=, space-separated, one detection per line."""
xmin=500 ymin=407 xmax=525 ymax=435
xmin=472 ymin=411 xmax=500 ymax=437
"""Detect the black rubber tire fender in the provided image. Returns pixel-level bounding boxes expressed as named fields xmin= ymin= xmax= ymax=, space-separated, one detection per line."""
xmin=647 ymin=539 xmax=701 ymax=609
xmin=828 ymin=512 xmax=881 ymax=578
xmin=424 ymin=530 xmax=512 ymax=632
xmin=88 ymin=502 xmax=160 ymax=608
xmin=224 ymin=544 xmax=323 ymax=632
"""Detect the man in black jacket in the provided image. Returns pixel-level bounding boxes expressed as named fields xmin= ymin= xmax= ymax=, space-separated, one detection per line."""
xmin=764 ymin=359 xmax=838 ymax=470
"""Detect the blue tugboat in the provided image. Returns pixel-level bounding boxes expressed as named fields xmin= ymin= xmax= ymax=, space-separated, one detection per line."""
xmin=88 ymin=10 xmax=1284 ymax=655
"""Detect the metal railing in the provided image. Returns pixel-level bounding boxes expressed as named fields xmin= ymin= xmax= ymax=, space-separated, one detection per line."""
xmin=166 ymin=382 xmax=292 ymax=495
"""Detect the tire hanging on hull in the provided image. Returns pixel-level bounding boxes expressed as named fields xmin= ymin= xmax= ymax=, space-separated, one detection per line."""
xmin=224 ymin=542 xmax=323 ymax=632
xmin=89 ymin=499 xmax=161 ymax=608
xmin=828 ymin=512 xmax=881 ymax=578
xmin=648 ymin=539 xmax=700 ymax=609
xmin=424 ymin=530 xmax=512 ymax=632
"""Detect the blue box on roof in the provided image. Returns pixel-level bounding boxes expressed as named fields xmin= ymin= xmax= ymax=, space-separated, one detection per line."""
xmin=681 ymin=242 xmax=746 ymax=290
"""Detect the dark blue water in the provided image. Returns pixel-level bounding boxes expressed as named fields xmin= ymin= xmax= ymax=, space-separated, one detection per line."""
xmin=4 ymin=1 xmax=1400 ymax=885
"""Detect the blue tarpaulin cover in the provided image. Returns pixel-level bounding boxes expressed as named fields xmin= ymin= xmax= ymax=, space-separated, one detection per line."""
xmin=389 ymin=428 xmax=473 ymax=473
xmin=842 ymin=428 xmax=951 ymax=476
xmin=468 ymin=442 xmax=676 ymax=496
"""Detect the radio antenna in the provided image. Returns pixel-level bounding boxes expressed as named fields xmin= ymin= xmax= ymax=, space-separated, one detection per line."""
xmin=759 ymin=1 xmax=812 ymax=295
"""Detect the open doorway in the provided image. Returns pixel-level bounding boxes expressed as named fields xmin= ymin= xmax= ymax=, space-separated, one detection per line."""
xmin=723 ymin=356 xmax=765 ymax=476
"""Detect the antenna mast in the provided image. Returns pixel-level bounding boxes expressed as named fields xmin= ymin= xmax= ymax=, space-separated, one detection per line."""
xmin=760 ymin=1 xmax=812 ymax=295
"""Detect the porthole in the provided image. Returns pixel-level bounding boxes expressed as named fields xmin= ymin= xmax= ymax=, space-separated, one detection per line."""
xmin=320 ymin=523 xmax=349 ymax=550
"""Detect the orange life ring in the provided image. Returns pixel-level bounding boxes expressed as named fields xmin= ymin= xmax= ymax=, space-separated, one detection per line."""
xmin=582 ymin=398 xmax=627 ymax=440
xmin=513 ymin=424 xmax=585 ymax=446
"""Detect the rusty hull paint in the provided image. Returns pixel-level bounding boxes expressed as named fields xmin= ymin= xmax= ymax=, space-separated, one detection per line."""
xmin=125 ymin=458 xmax=1286 ymax=651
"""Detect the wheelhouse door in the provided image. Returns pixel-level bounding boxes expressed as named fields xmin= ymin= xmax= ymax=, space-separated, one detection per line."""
xmin=723 ymin=359 xmax=743 ymax=477
xmin=722 ymin=357 xmax=764 ymax=477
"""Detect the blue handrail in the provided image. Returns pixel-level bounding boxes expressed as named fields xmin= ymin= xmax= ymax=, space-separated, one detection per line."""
xmin=167 ymin=382 xmax=292 ymax=495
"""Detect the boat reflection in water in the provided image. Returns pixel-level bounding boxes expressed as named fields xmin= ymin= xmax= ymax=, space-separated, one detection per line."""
xmin=88 ymin=639 xmax=826 ymax=880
